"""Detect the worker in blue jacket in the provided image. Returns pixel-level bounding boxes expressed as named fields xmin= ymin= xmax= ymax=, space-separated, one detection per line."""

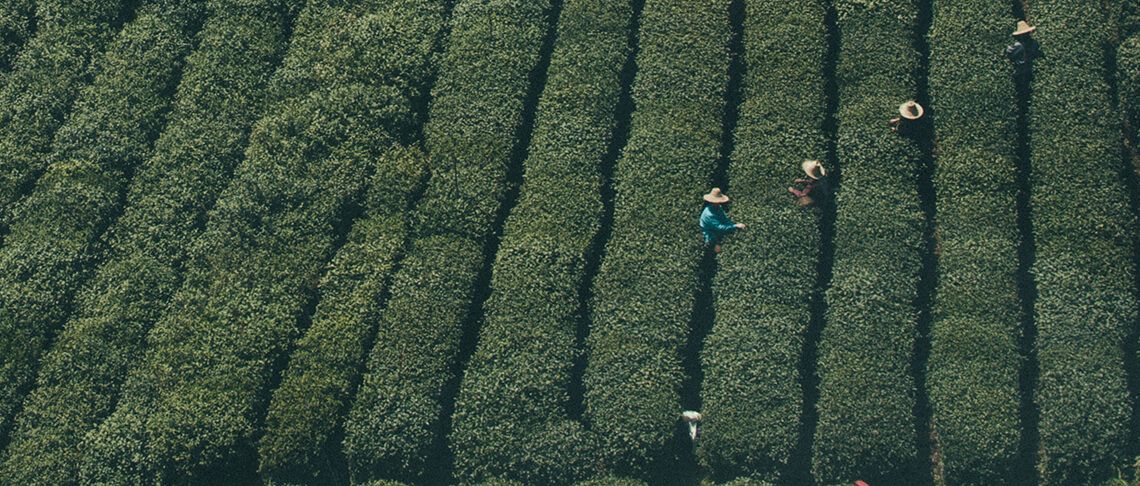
xmin=700 ymin=187 xmax=746 ymax=254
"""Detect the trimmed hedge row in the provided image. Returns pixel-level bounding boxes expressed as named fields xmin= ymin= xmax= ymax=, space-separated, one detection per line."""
xmin=0 ymin=0 xmax=205 ymax=447
xmin=581 ymin=0 xmax=730 ymax=477
xmin=0 ymin=1 xmax=297 ymax=483
xmin=258 ymin=145 xmax=428 ymax=484
xmin=811 ymin=0 xmax=925 ymax=482
xmin=342 ymin=1 xmax=554 ymax=481
xmin=0 ymin=0 xmax=133 ymax=213
xmin=698 ymin=0 xmax=826 ymax=481
xmin=0 ymin=0 xmax=33 ymax=73
xmin=1028 ymin=1 xmax=1138 ymax=483
xmin=78 ymin=1 xmax=446 ymax=482
xmin=447 ymin=0 xmax=632 ymax=483
xmin=925 ymin=1 xmax=1022 ymax=484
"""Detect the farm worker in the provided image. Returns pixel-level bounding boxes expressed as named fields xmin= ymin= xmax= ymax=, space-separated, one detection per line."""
xmin=788 ymin=159 xmax=830 ymax=207
xmin=888 ymin=100 xmax=925 ymax=135
xmin=1005 ymin=20 xmax=1042 ymax=71
xmin=700 ymin=188 xmax=746 ymax=254
xmin=680 ymin=410 xmax=702 ymax=442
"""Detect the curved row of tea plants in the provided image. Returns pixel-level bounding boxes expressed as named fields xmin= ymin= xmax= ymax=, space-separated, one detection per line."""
xmin=1029 ymin=0 xmax=1138 ymax=483
xmin=448 ymin=0 xmax=632 ymax=483
xmin=259 ymin=144 xmax=429 ymax=484
xmin=0 ymin=0 xmax=205 ymax=447
xmin=0 ymin=1 xmax=298 ymax=482
xmin=78 ymin=0 xmax=447 ymax=482
xmin=924 ymin=1 xmax=1023 ymax=484
xmin=342 ymin=1 xmax=555 ymax=482
xmin=0 ymin=0 xmax=135 ymax=213
xmin=698 ymin=0 xmax=826 ymax=481
xmin=581 ymin=0 xmax=730 ymax=477
xmin=811 ymin=0 xmax=926 ymax=482
xmin=0 ymin=0 xmax=33 ymax=73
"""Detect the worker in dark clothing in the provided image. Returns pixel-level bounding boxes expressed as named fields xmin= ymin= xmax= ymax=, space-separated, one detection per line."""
xmin=700 ymin=188 xmax=745 ymax=254
xmin=888 ymin=100 xmax=925 ymax=135
xmin=1005 ymin=20 xmax=1042 ymax=72
xmin=788 ymin=159 xmax=830 ymax=207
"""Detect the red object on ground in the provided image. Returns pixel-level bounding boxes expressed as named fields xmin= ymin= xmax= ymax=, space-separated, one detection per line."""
xmin=854 ymin=481 xmax=870 ymax=486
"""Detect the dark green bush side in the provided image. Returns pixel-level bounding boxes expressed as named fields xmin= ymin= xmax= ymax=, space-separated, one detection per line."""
xmin=925 ymin=1 xmax=1023 ymax=484
xmin=698 ymin=0 xmax=826 ymax=481
xmin=582 ymin=0 xmax=730 ymax=478
xmin=0 ymin=0 xmax=205 ymax=447
xmin=342 ymin=1 xmax=553 ymax=481
xmin=0 ymin=0 xmax=133 ymax=212
xmin=447 ymin=0 xmax=631 ymax=483
xmin=0 ymin=0 xmax=33 ymax=73
xmin=78 ymin=1 xmax=446 ymax=482
xmin=258 ymin=145 xmax=428 ymax=484
xmin=0 ymin=2 xmax=297 ymax=483
xmin=1122 ymin=35 xmax=1138 ymax=146
xmin=811 ymin=0 xmax=925 ymax=482
xmin=1029 ymin=1 xmax=1138 ymax=483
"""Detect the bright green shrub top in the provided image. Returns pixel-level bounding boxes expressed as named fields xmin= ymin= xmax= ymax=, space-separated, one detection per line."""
xmin=812 ymin=0 xmax=925 ymax=482
xmin=0 ymin=1 xmax=298 ymax=483
xmin=448 ymin=0 xmax=631 ymax=483
xmin=259 ymin=145 xmax=429 ymax=484
xmin=0 ymin=0 xmax=134 ymax=213
xmin=698 ymin=0 xmax=826 ymax=481
xmin=78 ymin=0 xmax=445 ymax=482
xmin=342 ymin=1 xmax=554 ymax=482
xmin=0 ymin=0 xmax=205 ymax=449
xmin=583 ymin=0 xmax=730 ymax=478
xmin=1029 ymin=0 xmax=1138 ymax=483
xmin=925 ymin=0 xmax=1023 ymax=484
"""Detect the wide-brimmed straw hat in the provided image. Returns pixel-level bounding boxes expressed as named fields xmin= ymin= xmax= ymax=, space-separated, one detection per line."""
xmin=703 ymin=187 xmax=730 ymax=204
xmin=802 ymin=159 xmax=827 ymax=180
xmin=1013 ymin=20 xmax=1036 ymax=36
xmin=899 ymin=100 xmax=925 ymax=120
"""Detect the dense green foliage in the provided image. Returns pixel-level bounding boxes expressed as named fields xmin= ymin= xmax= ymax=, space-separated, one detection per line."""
xmin=342 ymin=1 xmax=554 ymax=481
xmin=1029 ymin=0 xmax=1138 ymax=483
xmin=78 ymin=0 xmax=446 ymax=482
xmin=582 ymin=0 xmax=729 ymax=477
xmin=0 ymin=0 xmax=205 ymax=447
xmin=698 ymin=0 xmax=825 ymax=481
xmin=0 ymin=0 xmax=133 ymax=213
xmin=0 ymin=1 xmax=297 ymax=482
xmin=258 ymin=145 xmax=428 ymax=484
xmin=811 ymin=0 xmax=925 ymax=482
xmin=925 ymin=1 xmax=1023 ymax=484
xmin=0 ymin=0 xmax=32 ymax=73
xmin=448 ymin=0 xmax=631 ymax=483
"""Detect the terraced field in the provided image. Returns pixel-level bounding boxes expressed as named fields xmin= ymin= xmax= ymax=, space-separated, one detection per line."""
xmin=0 ymin=0 xmax=1137 ymax=484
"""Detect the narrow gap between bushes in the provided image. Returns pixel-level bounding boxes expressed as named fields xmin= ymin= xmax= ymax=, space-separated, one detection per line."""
xmin=785 ymin=1 xmax=841 ymax=484
xmin=1104 ymin=18 xmax=1140 ymax=475
xmin=569 ymin=0 xmax=645 ymax=423
xmin=1010 ymin=1 xmax=1041 ymax=483
xmin=910 ymin=0 xmax=938 ymax=482
xmin=431 ymin=1 xmax=564 ymax=483
xmin=662 ymin=0 xmax=746 ymax=483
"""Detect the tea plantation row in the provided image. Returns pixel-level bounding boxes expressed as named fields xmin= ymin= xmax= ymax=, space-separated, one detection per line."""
xmin=0 ymin=0 xmax=1137 ymax=484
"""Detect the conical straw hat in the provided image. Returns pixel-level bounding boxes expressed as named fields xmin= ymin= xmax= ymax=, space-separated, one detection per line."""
xmin=802 ymin=159 xmax=827 ymax=180
xmin=899 ymin=100 xmax=925 ymax=120
xmin=703 ymin=187 xmax=729 ymax=204
xmin=1013 ymin=20 xmax=1036 ymax=36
